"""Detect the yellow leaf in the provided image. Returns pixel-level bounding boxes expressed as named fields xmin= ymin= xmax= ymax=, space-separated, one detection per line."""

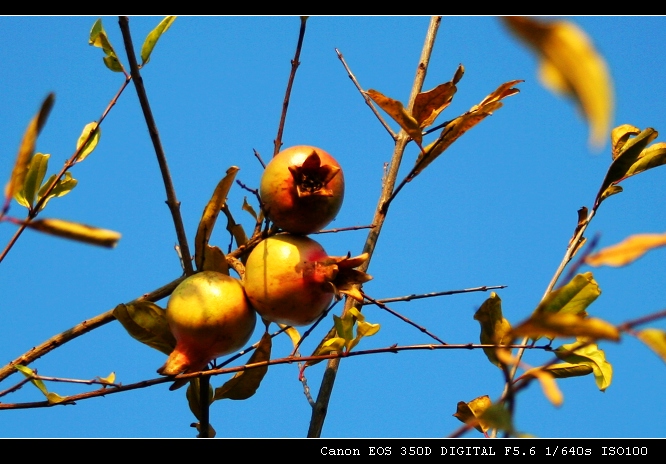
xmin=201 ymin=245 xmax=229 ymax=274
xmin=555 ymin=341 xmax=613 ymax=391
xmin=526 ymin=369 xmax=563 ymax=407
xmin=474 ymin=292 xmax=513 ymax=368
xmin=512 ymin=313 xmax=620 ymax=342
xmin=636 ymin=328 xmax=666 ymax=364
xmin=503 ymin=17 xmax=613 ymax=148
xmin=214 ymin=331 xmax=271 ymax=401
xmin=586 ymin=233 xmax=666 ymax=267
xmin=278 ymin=324 xmax=302 ymax=349
xmin=26 ymin=218 xmax=121 ymax=248
xmin=366 ymin=89 xmax=422 ymax=144
xmin=452 ymin=395 xmax=492 ymax=433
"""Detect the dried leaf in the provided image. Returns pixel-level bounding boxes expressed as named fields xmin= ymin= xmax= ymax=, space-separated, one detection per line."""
xmin=452 ymin=395 xmax=492 ymax=433
xmin=366 ymin=89 xmax=422 ymax=144
xmin=242 ymin=197 xmax=258 ymax=221
xmin=26 ymin=218 xmax=120 ymax=248
xmin=524 ymin=363 xmax=593 ymax=380
xmin=76 ymin=122 xmax=101 ymax=163
xmin=636 ymin=328 xmax=666 ymax=364
xmin=113 ymin=302 xmax=176 ymax=355
xmin=412 ymin=80 xmax=521 ymax=179
xmin=141 ymin=16 xmax=177 ymax=65
xmin=186 ymin=378 xmax=213 ymax=421
xmin=201 ymin=245 xmax=229 ymax=274
xmin=530 ymin=369 xmax=563 ymax=407
xmin=586 ymin=233 xmax=666 ymax=268
xmin=503 ymin=17 xmax=613 ymax=147
xmin=194 ymin=166 xmax=239 ymax=270
xmin=5 ymin=94 xmax=55 ymax=202
xmin=412 ymin=65 xmax=463 ymax=128
xmin=213 ymin=332 xmax=272 ymax=400
xmin=474 ymin=292 xmax=512 ymax=368
xmin=555 ymin=341 xmax=613 ymax=391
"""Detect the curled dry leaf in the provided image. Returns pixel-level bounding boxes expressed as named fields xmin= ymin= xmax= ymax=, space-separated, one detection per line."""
xmin=586 ymin=233 xmax=666 ymax=267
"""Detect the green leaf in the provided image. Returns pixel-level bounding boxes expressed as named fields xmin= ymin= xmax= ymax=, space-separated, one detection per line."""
xmin=25 ymin=218 xmax=120 ymax=248
xmin=535 ymin=272 xmax=600 ymax=318
xmin=141 ymin=16 xmax=177 ymax=65
xmin=36 ymin=172 xmax=78 ymax=212
xmin=14 ymin=153 xmax=50 ymax=210
xmin=194 ymin=166 xmax=239 ymax=271
xmin=366 ymin=89 xmax=422 ymax=144
xmin=333 ymin=314 xmax=354 ymax=342
xmin=5 ymin=93 xmax=55 ymax=203
xmin=636 ymin=328 xmax=666 ymax=364
xmin=113 ymin=302 xmax=177 ymax=355
xmin=555 ymin=341 xmax=613 ymax=391
xmin=186 ymin=378 xmax=213 ymax=421
xmin=214 ymin=332 xmax=272 ymax=400
xmin=76 ymin=122 xmax=101 ymax=163
xmin=89 ymin=19 xmax=124 ymax=72
xmin=474 ymin=292 xmax=512 ymax=368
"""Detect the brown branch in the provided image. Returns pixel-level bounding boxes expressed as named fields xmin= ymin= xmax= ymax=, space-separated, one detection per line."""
xmin=335 ymin=48 xmax=397 ymax=140
xmin=273 ymin=16 xmax=308 ymax=157
xmin=0 ymin=276 xmax=185 ymax=384
xmin=314 ymin=224 xmax=375 ymax=234
xmin=118 ymin=16 xmax=194 ymax=276
xmin=307 ymin=16 xmax=442 ymax=438
xmin=368 ymin=285 xmax=507 ymax=304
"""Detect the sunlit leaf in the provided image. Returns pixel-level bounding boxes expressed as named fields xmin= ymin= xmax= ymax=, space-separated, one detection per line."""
xmin=113 ymin=302 xmax=176 ymax=355
xmin=96 ymin=372 xmax=116 ymax=387
xmin=214 ymin=332 xmax=272 ymax=400
xmin=5 ymin=94 xmax=55 ymax=202
xmin=242 ymin=197 xmax=258 ymax=221
xmin=194 ymin=166 xmax=239 ymax=270
xmin=586 ymin=233 xmax=666 ymax=268
xmin=474 ymin=292 xmax=512 ymax=368
xmin=76 ymin=122 xmax=101 ymax=163
xmin=333 ymin=314 xmax=354 ymax=342
xmin=226 ymin=218 xmax=248 ymax=250
xmin=201 ymin=245 xmax=229 ymax=275
xmin=141 ymin=16 xmax=177 ymax=65
xmin=14 ymin=153 xmax=50 ymax=210
xmin=25 ymin=218 xmax=120 ymax=248
xmin=479 ymin=403 xmax=514 ymax=435
xmin=278 ymin=324 xmax=302 ymax=350
xmin=304 ymin=327 xmax=337 ymax=367
xmin=529 ymin=369 xmax=563 ymax=407
xmin=512 ymin=313 xmax=620 ymax=342
xmin=36 ymin=172 xmax=78 ymax=212
xmin=412 ymin=80 xmax=521 ymax=179
xmin=524 ymin=363 xmax=593 ymax=380
xmin=186 ymin=378 xmax=214 ymax=421
xmin=14 ymin=365 xmax=68 ymax=404
xmin=503 ymin=17 xmax=613 ymax=148
xmin=46 ymin=392 xmax=68 ymax=404
xmin=89 ymin=19 xmax=124 ymax=72
xmin=535 ymin=272 xmax=600 ymax=320
xmin=356 ymin=320 xmax=380 ymax=338
xmin=308 ymin=336 xmax=345 ymax=362
xmin=453 ymin=395 xmax=492 ymax=433
xmin=191 ymin=421 xmax=216 ymax=438
xmin=611 ymin=124 xmax=641 ymax=160
xmin=555 ymin=341 xmax=613 ymax=391
xmin=636 ymin=328 xmax=666 ymax=364
xmin=366 ymin=89 xmax=422 ymax=144
xmin=412 ymin=65 xmax=463 ymax=128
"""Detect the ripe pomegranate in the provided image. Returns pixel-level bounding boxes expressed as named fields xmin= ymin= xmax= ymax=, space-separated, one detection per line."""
xmin=243 ymin=234 xmax=371 ymax=326
xmin=260 ymin=145 xmax=345 ymax=235
xmin=157 ymin=271 xmax=256 ymax=379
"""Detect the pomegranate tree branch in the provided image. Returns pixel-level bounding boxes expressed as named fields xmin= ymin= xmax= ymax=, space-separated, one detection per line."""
xmin=118 ymin=16 xmax=193 ymax=276
xmin=0 ymin=276 xmax=185 ymax=384
xmin=307 ymin=16 xmax=442 ymax=438
xmin=273 ymin=16 xmax=308 ymax=157
xmin=335 ymin=48 xmax=397 ymax=141
xmin=367 ymin=285 xmax=507 ymax=304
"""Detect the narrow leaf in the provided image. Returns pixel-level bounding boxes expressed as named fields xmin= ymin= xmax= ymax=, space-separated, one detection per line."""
xmin=26 ymin=218 xmax=120 ymax=248
xmin=530 ymin=369 xmax=563 ymax=407
xmin=36 ymin=172 xmax=78 ymax=212
xmin=76 ymin=122 xmax=101 ymax=163
xmin=278 ymin=324 xmax=302 ymax=350
xmin=474 ymin=292 xmax=512 ymax=368
xmin=194 ymin=166 xmax=239 ymax=270
xmin=242 ymin=197 xmax=258 ymax=221
xmin=524 ymin=363 xmax=593 ymax=380
xmin=214 ymin=332 xmax=272 ymax=401
xmin=555 ymin=341 xmax=613 ymax=391
xmin=412 ymin=80 xmax=521 ymax=179
xmin=636 ymin=328 xmax=666 ymax=364
xmin=15 ymin=153 xmax=50 ymax=210
xmin=535 ymin=272 xmax=600 ymax=317
xmin=512 ymin=313 xmax=620 ymax=342
xmin=112 ymin=302 xmax=177 ymax=355
xmin=5 ymin=94 xmax=55 ymax=202
xmin=586 ymin=233 xmax=666 ymax=268
xmin=366 ymin=89 xmax=422 ymax=144
xmin=14 ymin=364 xmax=66 ymax=404
xmin=141 ymin=16 xmax=177 ymax=65
xmin=503 ymin=17 xmax=613 ymax=147
xmin=452 ymin=395 xmax=492 ymax=433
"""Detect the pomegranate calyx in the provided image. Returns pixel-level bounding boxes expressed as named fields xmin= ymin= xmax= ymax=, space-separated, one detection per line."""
xmin=288 ymin=151 xmax=341 ymax=198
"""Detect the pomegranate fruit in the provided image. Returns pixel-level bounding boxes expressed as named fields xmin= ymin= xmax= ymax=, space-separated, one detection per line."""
xmin=243 ymin=234 xmax=371 ymax=326
xmin=260 ymin=145 xmax=345 ymax=234
xmin=157 ymin=271 xmax=256 ymax=378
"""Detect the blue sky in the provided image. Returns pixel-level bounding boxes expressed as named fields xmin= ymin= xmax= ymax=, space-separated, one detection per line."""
xmin=1 ymin=16 xmax=665 ymax=438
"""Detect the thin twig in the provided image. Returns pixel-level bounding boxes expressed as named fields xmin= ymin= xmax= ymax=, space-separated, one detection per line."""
xmin=307 ymin=16 xmax=442 ymax=438
xmin=335 ymin=48 xmax=397 ymax=141
xmin=314 ymin=224 xmax=375 ymax=234
xmin=0 ymin=276 xmax=185 ymax=384
xmin=253 ymin=149 xmax=266 ymax=169
xmin=118 ymin=16 xmax=194 ymax=276
xmin=367 ymin=285 xmax=507 ymax=304
xmin=362 ymin=291 xmax=447 ymax=345
xmin=273 ymin=16 xmax=308 ymax=157
xmin=0 ymin=77 xmax=131 ymax=265
xmin=30 ymin=375 xmax=120 ymax=387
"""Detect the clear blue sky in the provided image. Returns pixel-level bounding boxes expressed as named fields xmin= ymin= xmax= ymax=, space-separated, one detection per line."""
xmin=1 ymin=16 xmax=665 ymax=438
